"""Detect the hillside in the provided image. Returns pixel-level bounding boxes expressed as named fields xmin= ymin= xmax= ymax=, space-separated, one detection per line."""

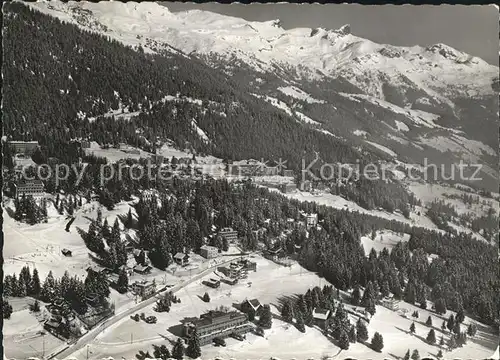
xmin=23 ymin=1 xmax=500 ymax=190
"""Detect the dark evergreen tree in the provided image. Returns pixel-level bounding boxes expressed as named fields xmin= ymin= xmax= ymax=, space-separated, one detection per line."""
xmin=186 ymin=329 xmax=202 ymax=359
xmin=116 ymin=268 xmax=129 ymax=294
xmin=295 ymin=310 xmax=306 ymax=333
xmin=425 ymin=316 xmax=432 ymax=326
xmin=403 ymin=349 xmax=410 ymax=360
xmin=281 ymin=300 xmax=294 ymax=323
xmin=348 ymin=325 xmax=357 ymax=343
xmin=202 ymin=292 xmax=210 ymax=303
xmin=371 ymin=332 xmax=384 ymax=352
xmin=446 ymin=315 xmax=455 ymax=332
xmin=410 ymin=322 xmax=416 ymax=334
xmin=152 ymin=344 xmax=171 ymax=360
xmin=258 ymin=304 xmax=273 ymax=329
xmin=411 ymin=349 xmax=420 ymax=360
xmin=338 ymin=329 xmax=350 ymax=350
xmin=426 ymin=329 xmax=436 ymax=344
xmin=356 ymin=318 xmax=369 ymax=342
xmin=3 ymin=299 xmax=13 ymax=319
xmin=351 ymin=285 xmax=361 ymax=306
xmin=172 ymin=338 xmax=185 ymax=360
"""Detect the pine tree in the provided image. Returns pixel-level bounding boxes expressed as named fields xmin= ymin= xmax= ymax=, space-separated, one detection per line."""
xmin=281 ymin=300 xmax=294 ymax=323
xmin=172 ymin=338 xmax=185 ymax=360
xmin=439 ymin=335 xmax=445 ymax=346
xmin=338 ymin=329 xmax=350 ymax=350
xmin=152 ymin=344 xmax=171 ymax=360
xmin=3 ymin=299 xmax=13 ymax=319
xmin=410 ymin=322 xmax=416 ymax=334
xmin=371 ymin=332 xmax=384 ymax=352
xmin=351 ymin=285 xmax=361 ymax=306
xmin=295 ymin=310 xmax=306 ymax=333
xmin=456 ymin=307 xmax=465 ymax=323
xmin=452 ymin=321 xmax=461 ymax=335
xmin=356 ymin=318 xmax=369 ymax=342
xmin=186 ymin=329 xmax=202 ymax=359
xmin=348 ymin=325 xmax=357 ymax=343
xmin=258 ymin=304 xmax=273 ymax=329
xmin=426 ymin=329 xmax=436 ymax=344
xmin=222 ymin=236 xmax=229 ymax=252
xmin=403 ymin=349 xmax=410 ymax=360
xmin=411 ymin=349 xmax=420 ymax=360
xmin=437 ymin=349 xmax=443 ymax=358
xmin=361 ymin=281 xmax=375 ymax=307
xmin=126 ymin=208 xmax=134 ymax=228
xmin=446 ymin=314 xmax=455 ymax=332
xmin=202 ymin=292 xmax=210 ymax=302
xmin=447 ymin=335 xmax=457 ymax=350
xmin=425 ymin=316 xmax=432 ymax=326
xmin=117 ymin=268 xmax=129 ymax=293
xmin=467 ymin=323 xmax=477 ymax=337
xmin=435 ymin=297 xmax=447 ymax=314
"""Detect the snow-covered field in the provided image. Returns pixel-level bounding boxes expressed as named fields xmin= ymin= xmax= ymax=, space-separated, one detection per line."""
xmin=67 ymin=255 xmax=497 ymax=360
xmin=280 ymin=190 xmax=439 ymax=232
xmin=360 ymin=230 xmax=411 ymax=254
xmin=408 ymin=182 xmax=498 ymax=217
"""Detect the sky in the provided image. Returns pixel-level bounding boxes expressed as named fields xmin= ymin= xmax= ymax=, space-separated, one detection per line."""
xmin=162 ymin=3 xmax=499 ymax=65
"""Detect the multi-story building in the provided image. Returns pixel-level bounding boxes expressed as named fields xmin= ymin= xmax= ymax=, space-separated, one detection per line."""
xmin=299 ymin=180 xmax=312 ymax=192
xmin=312 ymin=308 xmax=331 ymax=330
xmin=200 ymin=245 xmax=219 ymax=259
xmin=279 ymin=183 xmax=297 ymax=194
xmin=282 ymin=169 xmax=294 ymax=177
xmin=183 ymin=310 xmax=252 ymax=345
xmin=9 ymin=141 xmax=39 ymax=155
xmin=131 ymin=280 xmax=156 ymax=300
xmin=218 ymin=227 xmax=238 ymax=243
xmin=305 ymin=213 xmax=318 ymax=229
xmin=15 ymin=179 xmax=44 ymax=198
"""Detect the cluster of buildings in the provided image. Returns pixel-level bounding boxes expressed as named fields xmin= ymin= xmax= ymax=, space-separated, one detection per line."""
xmin=226 ymin=159 xmax=294 ymax=177
xmin=217 ymin=258 xmax=257 ymax=285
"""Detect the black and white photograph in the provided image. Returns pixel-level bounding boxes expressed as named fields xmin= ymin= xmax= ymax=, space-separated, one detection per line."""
xmin=2 ymin=2 xmax=499 ymax=359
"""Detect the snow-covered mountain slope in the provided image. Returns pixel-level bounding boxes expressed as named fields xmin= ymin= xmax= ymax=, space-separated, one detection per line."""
xmin=26 ymin=1 xmax=499 ymax=191
xmin=29 ymin=1 xmax=498 ymax=103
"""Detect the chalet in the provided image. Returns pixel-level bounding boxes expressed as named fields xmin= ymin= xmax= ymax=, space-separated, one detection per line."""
xmin=174 ymin=252 xmax=190 ymax=266
xmin=44 ymin=317 xmax=63 ymax=332
xmin=241 ymin=298 xmax=262 ymax=315
xmin=200 ymin=245 xmax=219 ymax=259
xmin=251 ymin=228 xmax=266 ymax=242
xmin=61 ymin=248 xmax=72 ymax=257
xmin=85 ymin=293 xmax=101 ymax=307
xmin=279 ymin=183 xmax=297 ymax=194
xmin=264 ymin=247 xmax=284 ymax=261
xmin=131 ymin=280 xmax=156 ymax=299
xmin=15 ymin=179 xmax=44 ymax=198
xmin=133 ymin=264 xmax=152 ymax=275
xmin=133 ymin=249 xmax=149 ymax=265
xmin=9 ymin=141 xmax=39 ymax=155
xmin=221 ymin=277 xmax=238 ymax=285
xmin=312 ymin=308 xmax=331 ymax=329
xmin=204 ymin=278 xmax=220 ymax=289
xmin=218 ymin=227 xmax=238 ymax=243
xmin=239 ymin=259 xmax=257 ymax=272
xmin=379 ymin=296 xmax=399 ymax=311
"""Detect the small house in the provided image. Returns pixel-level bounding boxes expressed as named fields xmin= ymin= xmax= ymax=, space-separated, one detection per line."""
xmin=265 ymin=247 xmax=284 ymax=261
xmin=241 ymin=298 xmax=262 ymax=315
xmin=61 ymin=248 xmax=72 ymax=257
xmin=204 ymin=278 xmax=220 ymax=289
xmin=312 ymin=307 xmax=331 ymax=329
xmin=218 ymin=227 xmax=238 ymax=243
xmin=131 ymin=280 xmax=156 ymax=299
xmin=133 ymin=264 xmax=152 ymax=275
xmin=174 ymin=252 xmax=190 ymax=266
xmin=282 ymin=169 xmax=294 ymax=177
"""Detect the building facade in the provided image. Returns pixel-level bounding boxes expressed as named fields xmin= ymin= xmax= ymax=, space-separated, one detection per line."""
xmin=279 ymin=183 xmax=297 ymax=193
xmin=15 ymin=179 xmax=44 ymax=198
xmin=218 ymin=227 xmax=238 ymax=243
xmin=9 ymin=141 xmax=39 ymax=155
xmin=131 ymin=280 xmax=156 ymax=299
xmin=200 ymin=245 xmax=219 ymax=259
xmin=183 ymin=310 xmax=252 ymax=345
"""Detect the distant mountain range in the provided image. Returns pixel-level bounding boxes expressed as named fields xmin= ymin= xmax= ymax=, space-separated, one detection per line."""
xmin=8 ymin=1 xmax=500 ymax=190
